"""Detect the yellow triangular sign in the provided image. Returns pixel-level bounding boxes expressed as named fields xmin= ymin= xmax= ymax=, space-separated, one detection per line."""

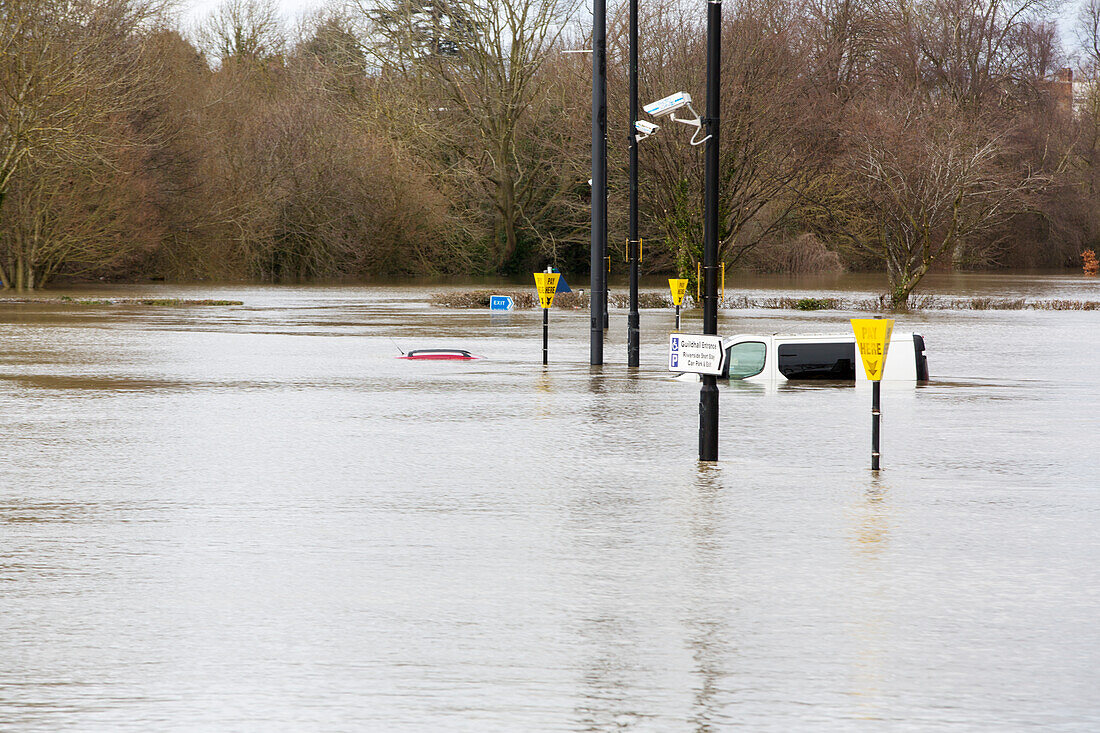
xmin=850 ymin=318 xmax=894 ymax=381
xmin=533 ymin=272 xmax=560 ymax=309
xmin=669 ymin=278 xmax=689 ymax=306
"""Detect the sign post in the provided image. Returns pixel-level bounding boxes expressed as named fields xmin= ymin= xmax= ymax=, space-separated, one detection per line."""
xmin=669 ymin=278 xmax=688 ymax=331
xmin=851 ymin=318 xmax=895 ymax=470
xmin=534 ymin=271 xmax=561 ymax=365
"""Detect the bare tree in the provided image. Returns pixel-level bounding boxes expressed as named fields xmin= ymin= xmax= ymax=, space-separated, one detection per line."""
xmin=190 ymin=56 xmax=463 ymax=279
xmin=297 ymin=10 xmax=369 ymax=97
xmin=1075 ymin=0 xmax=1100 ymax=199
xmin=2 ymin=152 xmax=162 ymax=287
xmin=195 ymin=0 xmax=286 ymax=65
xmin=358 ymin=0 xmax=581 ymax=268
xmin=807 ymin=97 xmax=1044 ymax=307
xmin=893 ymin=0 xmax=1054 ymax=107
xmin=627 ymin=0 xmax=831 ymax=279
xmin=796 ymin=0 xmax=891 ymax=99
xmin=0 ymin=0 xmax=169 ymax=289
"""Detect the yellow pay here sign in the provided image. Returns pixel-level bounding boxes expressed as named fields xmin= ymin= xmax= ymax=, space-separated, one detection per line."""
xmin=668 ymin=278 xmax=689 ymax=306
xmin=533 ymin=272 xmax=560 ymax=309
xmin=851 ymin=318 xmax=895 ymax=381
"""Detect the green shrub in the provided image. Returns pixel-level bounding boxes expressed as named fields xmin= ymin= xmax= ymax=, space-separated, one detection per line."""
xmin=794 ymin=297 xmax=835 ymax=311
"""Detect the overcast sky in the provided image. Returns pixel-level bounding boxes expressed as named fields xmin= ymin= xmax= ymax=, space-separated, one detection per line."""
xmin=176 ymin=0 xmax=330 ymax=30
xmin=175 ymin=0 xmax=1089 ymax=63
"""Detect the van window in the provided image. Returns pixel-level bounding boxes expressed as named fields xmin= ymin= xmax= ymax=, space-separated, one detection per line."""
xmin=725 ymin=342 xmax=767 ymax=379
xmin=777 ymin=342 xmax=855 ymax=380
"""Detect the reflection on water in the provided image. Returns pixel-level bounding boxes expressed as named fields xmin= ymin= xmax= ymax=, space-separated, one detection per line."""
xmin=845 ymin=478 xmax=893 ymax=721
xmin=687 ymin=466 xmax=733 ymax=733
xmin=0 ymin=275 xmax=1099 ymax=731
xmin=851 ymin=479 xmax=891 ymax=557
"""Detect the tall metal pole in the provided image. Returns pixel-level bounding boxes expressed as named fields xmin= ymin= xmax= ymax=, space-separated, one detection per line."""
xmin=699 ymin=0 xmax=721 ymax=462
xmin=590 ymin=0 xmax=607 ymax=366
xmin=871 ymin=380 xmax=881 ymax=470
xmin=627 ymin=0 xmax=640 ymax=367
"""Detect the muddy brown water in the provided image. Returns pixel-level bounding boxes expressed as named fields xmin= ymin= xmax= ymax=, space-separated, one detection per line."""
xmin=1 ymin=272 xmax=1098 ymax=731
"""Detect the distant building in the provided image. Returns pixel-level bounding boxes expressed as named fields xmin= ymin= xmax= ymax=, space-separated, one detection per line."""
xmin=1048 ymin=68 xmax=1074 ymax=115
xmin=1041 ymin=67 xmax=1097 ymax=117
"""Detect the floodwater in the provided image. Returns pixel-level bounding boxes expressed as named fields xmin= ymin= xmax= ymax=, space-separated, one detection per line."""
xmin=0 ymin=272 xmax=1098 ymax=731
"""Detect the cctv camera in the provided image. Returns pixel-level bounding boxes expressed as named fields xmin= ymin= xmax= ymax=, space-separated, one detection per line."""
xmin=634 ymin=120 xmax=660 ymax=141
xmin=643 ymin=90 xmax=709 ymax=145
xmin=643 ymin=92 xmax=693 ymax=118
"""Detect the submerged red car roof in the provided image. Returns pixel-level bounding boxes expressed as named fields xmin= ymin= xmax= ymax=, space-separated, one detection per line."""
xmin=398 ymin=349 xmax=481 ymax=360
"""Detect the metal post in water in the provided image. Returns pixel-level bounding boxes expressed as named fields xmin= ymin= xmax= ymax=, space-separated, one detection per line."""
xmin=590 ymin=0 xmax=607 ymax=365
xmin=871 ymin=380 xmax=881 ymax=470
xmin=699 ymin=0 xmax=721 ymax=462
xmin=626 ymin=0 xmax=640 ymax=368
xmin=543 ymin=307 xmax=549 ymax=366
xmin=675 ymin=304 xmax=681 ymax=331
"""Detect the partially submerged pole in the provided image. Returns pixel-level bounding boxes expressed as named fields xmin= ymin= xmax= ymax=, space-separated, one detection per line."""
xmin=669 ymin=278 xmax=687 ymax=332
xmin=627 ymin=0 xmax=640 ymax=367
xmin=871 ymin=381 xmax=881 ymax=470
xmin=590 ymin=0 xmax=607 ymax=366
xmin=699 ymin=0 xmax=721 ymax=462
xmin=535 ymin=269 xmax=561 ymax=365
xmin=851 ymin=317 xmax=894 ymax=471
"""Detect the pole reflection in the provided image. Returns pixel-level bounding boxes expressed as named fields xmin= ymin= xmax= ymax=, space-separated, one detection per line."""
xmin=845 ymin=475 xmax=894 ymax=720
xmin=573 ymin=614 xmax=645 ymax=732
xmin=852 ymin=477 xmax=891 ymax=557
xmin=687 ymin=463 xmax=734 ymax=732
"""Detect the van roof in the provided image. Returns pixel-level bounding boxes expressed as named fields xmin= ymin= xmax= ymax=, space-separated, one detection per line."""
xmin=724 ymin=332 xmax=916 ymax=340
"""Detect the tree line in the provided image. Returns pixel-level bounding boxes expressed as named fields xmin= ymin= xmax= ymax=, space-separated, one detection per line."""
xmin=3 ymin=0 xmax=1100 ymax=304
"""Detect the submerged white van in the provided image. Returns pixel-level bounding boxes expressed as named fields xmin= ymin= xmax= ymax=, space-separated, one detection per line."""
xmin=721 ymin=332 xmax=929 ymax=382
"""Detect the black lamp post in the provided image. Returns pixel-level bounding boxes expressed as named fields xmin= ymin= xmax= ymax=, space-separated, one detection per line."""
xmin=627 ymin=0 xmax=640 ymax=368
xmin=590 ymin=0 xmax=607 ymax=366
xmin=699 ymin=0 xmax=721 ymax=461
